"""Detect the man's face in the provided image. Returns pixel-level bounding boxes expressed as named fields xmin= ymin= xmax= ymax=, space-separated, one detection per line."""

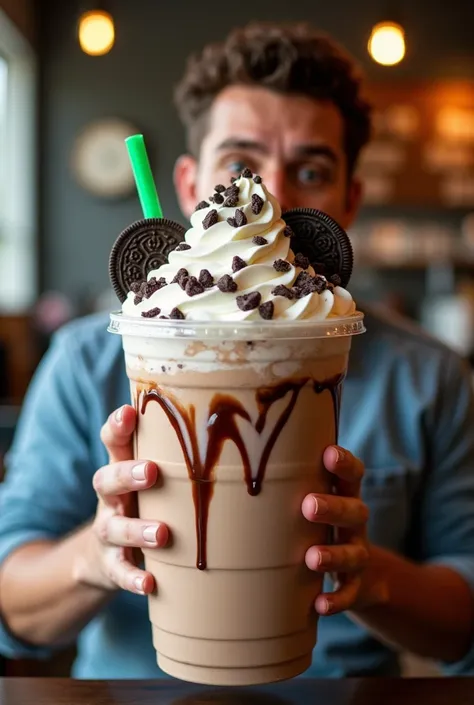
xmin=175 ymin=85 xmax=362 ymax=229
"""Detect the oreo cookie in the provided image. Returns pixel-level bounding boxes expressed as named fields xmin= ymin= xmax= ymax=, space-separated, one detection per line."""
xmin=282 ymin=208 xmax=353 ymax=288
xmin=109 ymin=218 xmax=186 ymax=302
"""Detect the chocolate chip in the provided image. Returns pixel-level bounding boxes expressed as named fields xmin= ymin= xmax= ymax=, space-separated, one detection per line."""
xmin=153 ymin=277 xmax=167 ymax=290
xmin=159 ymin=315 xmax=169 ymax=319
xmin=195 ymin=200 xmax=209 ymax=211
xmin=175 ymin=243 xmax=191 ymax=252
xmin=185 ymin=276 xmax=205 ymax=297
xmin=294 ymin=271 xmax=312 ymax=288
xmin=213 ymin=193 xmax=224 ymax=204
xmin=236 ymin=291 xmax=262 ymax=311
xmin=242 ymin=168 xmax=253 ymax=178
xmin=217 ymin=274 xmax=238 ymax=293
xmin=134 ymin=295 xmax=142 ymax=305
xmin=170 ymin=307 xmax=185 ymax=320
xmin=153 ymin=278 xmax=166 ymax=291
xmin=209 ymin=196 xmax=215 ymax=203
xmin=214 ymin=184 xmax=225 ymax=193
xmin=171 ymin=268 xmax=189 ymax=285
xmin=271 ymin=285 xmax=294 ymax=300
xmin=199 ymin=269 xmax=214 ymax=288
xmin=299 ymin=276 xmax=327 ymax=297
xmin=141 ymin=307 xmax=161 ymax=318
xmin=327 ymin=283 xmax=335 ymax=293
xmin=330 ymin=274 xmax=342 ymax=287
xmin=283 ymin=225 xmax=293 ymax=238
xmin=227 ymin=217 xmax=237 ymax=227
xmin=315 ymin=275 xmax=328 ymax=291
xmin=299 ymin=286 xmax=314 ymax=298
xmin=251 ymin=194 xmax=264 ymax=215
xmin=161 ymin=365 xmax=166 ymax=372
xmin=224 ymin=184 xmax=239 ymax=196
xmin=230 ymin=176 xmax=237 ymax=183
xmin=232 ymin=256 xmax=247 ymax=272
xmin=234 ymin=208 xmax=247 ymax=227
xmin=252 ymin=235 xmax=267 ymax=246
xmin=143 ymin=276 xmax=167 ymax=299
xmin=294 ymin=253 xmax=310 ymax=270
xmin=259 ymin=301 xmax=274 ymax=320
xmin=130 ymin=281 xmax=142 ymax=293
xmin=253 ymin=175 xmax=262 ymax=184
xmin=179 ymin=277 xmax=189 ymax=290
xmin=202 ymin=209 xmax=218 ymax=230
xmin=224 ymin=185 xmax=239 ymax=204
xmin=273 ymin=259 xmax=291 ymax=272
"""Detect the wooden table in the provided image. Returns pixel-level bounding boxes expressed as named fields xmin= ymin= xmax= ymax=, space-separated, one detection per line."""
xmin=0 ymin=678 xmax=472 ymax=705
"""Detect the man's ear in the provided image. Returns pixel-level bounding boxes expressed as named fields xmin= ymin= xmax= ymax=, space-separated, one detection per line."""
xmin=174 ymin=155 xmax=198 ymax=220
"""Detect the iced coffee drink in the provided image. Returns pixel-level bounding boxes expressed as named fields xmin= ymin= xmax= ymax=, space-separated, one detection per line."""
xmin=109 ymin=168 xmax=364 ymax=685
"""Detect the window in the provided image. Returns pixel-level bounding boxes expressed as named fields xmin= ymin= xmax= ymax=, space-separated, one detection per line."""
xmin=0 ymin=10 xmax=37 ymax=312
xmin=0 ymin=54 xmax=7 ymax=228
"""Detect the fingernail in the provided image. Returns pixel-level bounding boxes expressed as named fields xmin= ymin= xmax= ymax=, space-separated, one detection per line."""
xmin=317 ymin=550 xmax=332 ymax=567
xmin=134 ymin=576 xmax=145 ymax=593
xmin=320 ymin=598 xmax=333 ymax=614
xmin=115 ymin=406 xmax=124 ymax=424
xmin=132 ymin=462 xmax=147 ymax=481
xmin=335 ymin=447 xmax=346 ymax=463
xmin=313 ymin=496 xmax=329 ymax=515
xmin=143 ymin=525 xmax=158 ymax=544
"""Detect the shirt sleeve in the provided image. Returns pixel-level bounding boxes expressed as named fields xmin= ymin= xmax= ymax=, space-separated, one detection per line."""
xmin=0 ymin=327 xmax=98 ymax=658
xmin=407 ymin=351 xmax=474 ymax=674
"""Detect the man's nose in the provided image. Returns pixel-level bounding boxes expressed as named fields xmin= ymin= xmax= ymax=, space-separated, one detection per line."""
xmin=262 ymin=169 xmax=291 ymax=212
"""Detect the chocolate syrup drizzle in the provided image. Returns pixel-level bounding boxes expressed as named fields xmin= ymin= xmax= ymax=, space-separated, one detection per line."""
xmin=140 ymin=373 xmax=344 ymax=570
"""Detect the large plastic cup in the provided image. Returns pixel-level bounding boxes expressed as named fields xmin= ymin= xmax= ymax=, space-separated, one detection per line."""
xmin=108 ymin=312 xmax=365 ymax=686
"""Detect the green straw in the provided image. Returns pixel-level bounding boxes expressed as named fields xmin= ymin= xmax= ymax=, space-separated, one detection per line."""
xmin=125 ymin=134 xmax=163 ymax=219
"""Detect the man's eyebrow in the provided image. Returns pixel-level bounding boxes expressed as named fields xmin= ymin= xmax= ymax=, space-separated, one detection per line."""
xmin=215 ymin=138 xmax=269 ymax=154
xmin=215 ymin=139 xmax=339 ymax=163
xmin=292 ymin=144 xmax=338 ymax=163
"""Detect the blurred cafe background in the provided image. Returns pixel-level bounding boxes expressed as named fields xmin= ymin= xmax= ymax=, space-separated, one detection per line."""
xmin=0 ymin=0 xmax=473 ymax=677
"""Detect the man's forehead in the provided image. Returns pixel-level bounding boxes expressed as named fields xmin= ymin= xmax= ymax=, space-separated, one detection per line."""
xmin=206 ymin=85 xmax=345 ymax=154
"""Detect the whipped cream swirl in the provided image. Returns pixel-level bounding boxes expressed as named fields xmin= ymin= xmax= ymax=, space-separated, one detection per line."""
xmin=122 ymin=175 xmax=356 ymax=321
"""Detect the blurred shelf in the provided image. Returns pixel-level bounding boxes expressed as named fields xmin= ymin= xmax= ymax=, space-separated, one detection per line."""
xmin=357 ymin=257 xmax=474 ymax=270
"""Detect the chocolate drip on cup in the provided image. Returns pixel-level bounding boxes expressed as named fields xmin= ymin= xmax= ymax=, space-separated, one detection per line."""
xmin=140 ymin=372 xmax=345 ymax=570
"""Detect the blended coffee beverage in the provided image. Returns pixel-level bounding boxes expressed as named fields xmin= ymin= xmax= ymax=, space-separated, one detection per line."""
xmin=109 ymin=168 xmax=364 ymax=686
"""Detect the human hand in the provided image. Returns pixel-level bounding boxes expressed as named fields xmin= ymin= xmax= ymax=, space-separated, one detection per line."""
xmin=302 ymin=445 xmax=371 ymax=616
xmin=77 ymin=405 xmax=169 ymax=595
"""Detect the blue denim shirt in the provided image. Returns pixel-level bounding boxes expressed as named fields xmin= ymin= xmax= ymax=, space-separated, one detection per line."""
xmin=1 ymin=308 xmax=473 ymax=677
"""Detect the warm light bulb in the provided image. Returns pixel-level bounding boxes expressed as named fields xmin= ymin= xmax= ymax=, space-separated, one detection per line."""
xmin=368 ymin=22 xmax=406 ymax=66
xmin=78 ymin=10 xmax=115 ymax=56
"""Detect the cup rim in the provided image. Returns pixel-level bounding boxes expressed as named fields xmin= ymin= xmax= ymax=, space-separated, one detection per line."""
xmin=108 ymin=311 xmax=365 ymax=341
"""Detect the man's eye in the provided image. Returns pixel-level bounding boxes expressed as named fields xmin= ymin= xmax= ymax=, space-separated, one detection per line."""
xmin=226 ymin=159 xmax=248 ymax=176
xmin=297 ymin=166 xmax=327 ymax=185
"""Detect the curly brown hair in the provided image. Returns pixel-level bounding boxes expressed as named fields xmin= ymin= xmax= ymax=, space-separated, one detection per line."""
xmin=174 ymin=22 xmax=372 ymax=178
